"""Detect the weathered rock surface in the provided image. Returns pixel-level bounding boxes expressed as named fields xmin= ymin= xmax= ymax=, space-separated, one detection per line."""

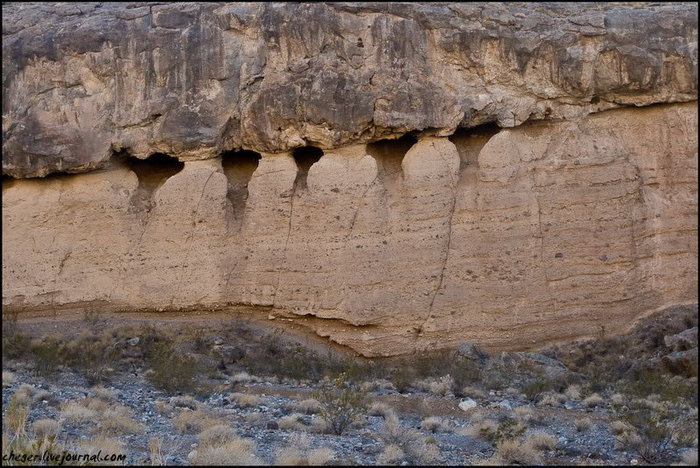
xmin=1 ymin=3 xmax=698 ymax=357
xmin=2 ymin=2 xmax=697 ymax=177
xmin=3 ymin=103 xmax=697 ymax=356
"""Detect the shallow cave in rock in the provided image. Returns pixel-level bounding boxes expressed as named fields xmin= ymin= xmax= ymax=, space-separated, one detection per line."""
xmin=292 ymin=145 xmax=324 ymax=190
xmin=124 ymin=152 xmax=184 ymax=210
xmin=448 ymin=122 xmax=500 ymax=169
xmin=222 ymin=149 xmax=262 ymax=218
xmin=366 ymin=133 xmax=418 ymax=180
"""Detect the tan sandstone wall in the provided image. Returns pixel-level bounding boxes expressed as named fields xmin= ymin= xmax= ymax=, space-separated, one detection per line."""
xmin=3 ymin=103 xmax=696 ymax=356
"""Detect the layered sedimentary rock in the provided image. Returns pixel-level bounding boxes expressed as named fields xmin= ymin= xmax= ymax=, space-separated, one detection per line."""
xmin=2 ymin=3 xmax=698 ymax=356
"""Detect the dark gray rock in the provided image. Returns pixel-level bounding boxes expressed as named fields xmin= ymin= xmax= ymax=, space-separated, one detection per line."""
xmin=2 ymin=2 xmax=697 ymax=178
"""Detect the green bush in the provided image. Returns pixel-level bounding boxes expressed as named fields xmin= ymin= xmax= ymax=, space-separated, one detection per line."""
xmin=313 ymin=372 xmax=368 ymax=435
xmin=146 ymin=342 xmax=199 ymax=393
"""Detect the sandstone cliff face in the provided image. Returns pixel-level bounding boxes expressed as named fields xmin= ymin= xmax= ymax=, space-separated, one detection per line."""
xmin=2 ymin=3 xmax=698 ymax=356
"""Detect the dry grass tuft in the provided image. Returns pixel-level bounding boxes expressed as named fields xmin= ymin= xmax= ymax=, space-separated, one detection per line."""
xmin=368 ymin=402 xmax=393 ymax=418
xmin=61 ymin=401 xmax=98 ymax=423
xmin=100 ymin=406 xmax=146 ymax=435
xmin=537 ymin=392 xmax=564 ymax=407
xmin=681 ymin=449 xmax=698 ymax=466
xmin=291 ymin=398 xmax=321 ymax=415
xmin=574 ymin=417 xmax=593 ymax=432
xmin=278 ymin=413 xmax=306 ymax=431
xmin=611 ymin=393 xmax=626 ymax=405
xmin=2 ymin=371 xmax=15 ymax=388
xmin=92 ymin=386 xmax=117 ymax=402
xmin=526 ymin=432 xmax=557 ymax=451
xmin=229 ymin=392 xmax=262 ymax=408
xmin=583 ymin=393 xmax=604 ymax=408
xmin=421 ymin=416 xmax=452 ymax=434
xmin=378 ymin=413 xmax=439 ymax=464
xmin=79 ymin=436 xmax=126 ymax=465
xmin=497 ymin=438 xmax=540 ymax=464
xmin=610 ymin=420 xmax=633 ymax=436
xmin=377 ymin=444 xmax=405 ymax=465
xmin=198 ymin=424 xmax=238 ymax=448
xmin=461 ymin=385 xmax=486 ymax=399
xmin=564 ymin=384 xmax=581 ymax=400
xmin=32 ymin=419 xmax=61 ymax=439
xmin=274 ymin=434 xmax=335 ymax=466
xmin=191 ymin=438 xmax=262 ymax=465
xmin=461 ymin=418 xmax=498 ymax=440
xmin=149 ymin=436 xmax=167 ymax=466
xmin=174 ymin=409 xmax=220 ymax=434
xmin=170 ymin=395 xmax=199 ymax=410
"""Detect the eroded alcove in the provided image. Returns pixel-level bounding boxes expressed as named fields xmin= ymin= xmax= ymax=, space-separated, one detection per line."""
xmin=222 ymin=149 xmax=262 ymax=220
xmin=292 ymin=146 xmax=324 ymax=190
xmin=124 ymin=152 xmax=184 ymax=211
xmin=366 ymin=133 xmax=418 ymax=183
xmin=448 ymin=122 xmax=500 ymax=169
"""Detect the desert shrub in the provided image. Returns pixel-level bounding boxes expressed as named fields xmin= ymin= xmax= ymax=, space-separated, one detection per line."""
xmin=2 ymin=333 xmax=32 ymax=360
xmin=523 ymin=377 xmax=550 ymax=402
xmin=312 ymin=372 xmax=367 ymax=435
xmin=29 ymin=339 xmax=64 ymax=376
xmin=62 ymin=336 xmax=118 ymax=385
xmin=146 ymin=342 xmax=198 ymax=393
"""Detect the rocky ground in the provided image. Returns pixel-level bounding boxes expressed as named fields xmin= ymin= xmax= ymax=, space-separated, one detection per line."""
xmin=2 ymin=304 xmax=697 ymax=466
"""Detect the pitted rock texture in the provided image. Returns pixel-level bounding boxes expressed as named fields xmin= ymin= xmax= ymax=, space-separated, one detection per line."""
xmin=2 ymin=103 xmax=697 ymax=356
xmin=2 ymin=2 xmax=698 ymax=178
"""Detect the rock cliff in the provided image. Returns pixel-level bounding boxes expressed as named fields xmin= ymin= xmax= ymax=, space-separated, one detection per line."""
xmin=2 ymin=2 xmax=698 ymax=356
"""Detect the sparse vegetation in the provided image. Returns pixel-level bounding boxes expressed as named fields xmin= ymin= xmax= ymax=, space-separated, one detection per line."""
xmin=1 ymin=305 xmax=696 ymax=465
xmin=312 ymin=372 xmax=367 ymax=436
